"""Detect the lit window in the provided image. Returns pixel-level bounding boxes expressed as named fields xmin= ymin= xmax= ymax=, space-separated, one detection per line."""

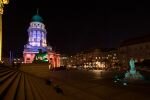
xmin=37 ymin=38 xmax=40 ymax=41
xmin=37 ymin=32 xmax=40 ymax=36
xmin=33 ymin=31 xmax=36 ymax=37
xmin=29 ymin=38 xmax=31 ymax=41
xmin=34 ymin=38 xmax=36 ymax=42
xmin=31 ymin=38 xmax=34 ymax=41
xmin=32 ymin=42 xmax=36 ymax=46
xmin=36 ymin=43 xmax=39 ymax=46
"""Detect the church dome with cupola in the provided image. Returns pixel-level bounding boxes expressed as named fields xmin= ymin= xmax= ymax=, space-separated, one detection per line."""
xmin=32 ymin=14 xmax=43 ymax=22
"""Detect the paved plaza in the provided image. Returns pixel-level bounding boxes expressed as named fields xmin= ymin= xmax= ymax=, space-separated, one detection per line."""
xmin=47 ymin=70 xmax=150 ymax=100
xmin=0 ymin=64 xmax=150 ymax=100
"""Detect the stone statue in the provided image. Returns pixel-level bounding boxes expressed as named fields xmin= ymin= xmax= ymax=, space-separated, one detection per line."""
xmin=129 ymin=58 xmax=135 ymax=71
xmin=129 ymin=58 xmax=136 ymax=75
xmin=124 ymin=58 xmax=144 ymax=80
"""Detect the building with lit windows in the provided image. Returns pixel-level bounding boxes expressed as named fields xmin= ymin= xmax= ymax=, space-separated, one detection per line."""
xmin=65 ymin=48 xmax=120 ymax=69
xmin=23 ymin=13 xmax=60 ymax=67
xmin=119 ymin=34 xmax=150 ymax=66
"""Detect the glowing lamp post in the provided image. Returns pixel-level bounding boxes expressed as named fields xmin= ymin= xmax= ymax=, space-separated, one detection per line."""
xmin=0 ymin=0 xmax=9 ymax=61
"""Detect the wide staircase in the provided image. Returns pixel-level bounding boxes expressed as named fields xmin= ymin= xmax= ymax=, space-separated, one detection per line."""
xmin=0 ymin=64 xmax=67 ymax=100
xmin=19 ymin=63 xmax=50 ymax=79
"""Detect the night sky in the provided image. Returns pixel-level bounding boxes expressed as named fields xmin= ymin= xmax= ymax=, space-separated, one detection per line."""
xmin=2 ymin=0 xmax=150 ymax=57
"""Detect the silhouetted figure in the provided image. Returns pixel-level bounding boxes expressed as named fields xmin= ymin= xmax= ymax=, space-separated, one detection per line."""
xmin=54 ymin=85 xmax=64 ymax=95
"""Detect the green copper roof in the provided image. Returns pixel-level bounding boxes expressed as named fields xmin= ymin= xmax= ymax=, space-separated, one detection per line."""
xmin=32 ymin=14 xmax=43 ymax=22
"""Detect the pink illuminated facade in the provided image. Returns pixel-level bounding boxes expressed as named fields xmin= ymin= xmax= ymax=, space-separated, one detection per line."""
xmin=23 ymin=13 xmax=60 ymax=67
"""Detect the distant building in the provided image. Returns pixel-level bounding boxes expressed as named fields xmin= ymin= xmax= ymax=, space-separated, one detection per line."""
xmin=119 ymin=34 xmax=150 ymax=66
xmin=59 ymin=48 xmax=119 ymax=69
xmin=102 ymin=48 xmax=119 ymax=68
xmin=60 ymin=55 xmax=68 ymax=66
xmin=23 ymin=13 xmax=60 ymax=67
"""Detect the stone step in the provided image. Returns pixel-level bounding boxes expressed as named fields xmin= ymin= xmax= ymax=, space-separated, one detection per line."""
xmin=20 ymin=66 xmax=50 ymax=78
xmin=24 ymin=74 xmax=34 ymax=100
xmin=0 ymin=66 xmax=14 ymax=71
xmin=0 ymin=70 xmax=14 ymax=77
xmin=3 ymin=72 xmax=22 ymax=100
xmin=0 ymin=72 xmax=19 ymax=98
xmin=0 ymin=71 xmax=18 ymax=83
xmin=29 ymin=77 xmax=49 ymax=99
xmin=15 ymin=73 xmax=25 ymax=100
xmin=26 ymin=74 xmax=46 ymax=100
xmin=21 ymin=69 xmax=49 ymax=72
xmin=26 ymin=73 xmax=64 ymax=100
xmin=0 ymin=68 xmax=12 ymax=73
xmin=0 ymin=66 xmax=67 ymax=100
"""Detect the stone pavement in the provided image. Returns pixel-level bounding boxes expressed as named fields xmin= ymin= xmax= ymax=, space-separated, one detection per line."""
xmin=0 ymin=64 xmax=150 ymax=100
xmin=0 ymin=65 xmax=72 ymax=100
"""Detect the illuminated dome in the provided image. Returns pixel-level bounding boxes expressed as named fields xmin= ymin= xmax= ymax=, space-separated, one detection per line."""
xmin=32 ymin=14 xmax=43 ymax=22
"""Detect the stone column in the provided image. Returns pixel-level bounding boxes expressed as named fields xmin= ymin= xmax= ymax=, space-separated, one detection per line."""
xmin=0 ymin=15 xmax=2 ymax=61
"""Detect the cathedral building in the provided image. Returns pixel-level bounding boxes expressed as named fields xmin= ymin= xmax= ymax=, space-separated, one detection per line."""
xmin=23 ymin=13 xmax=60 ymax=67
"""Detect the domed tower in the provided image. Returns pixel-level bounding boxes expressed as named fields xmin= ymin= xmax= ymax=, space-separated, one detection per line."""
xmin=23 ymin=11 xmax=60 ymax=67
xmin=23 ymin=12 xmax=48 ymax=63
xmin=28 ymin=13 xmax=47 ymax=50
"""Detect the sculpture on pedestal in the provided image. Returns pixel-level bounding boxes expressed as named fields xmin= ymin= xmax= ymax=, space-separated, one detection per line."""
xmin=125 ymin=58 xmax=144 ymax=80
